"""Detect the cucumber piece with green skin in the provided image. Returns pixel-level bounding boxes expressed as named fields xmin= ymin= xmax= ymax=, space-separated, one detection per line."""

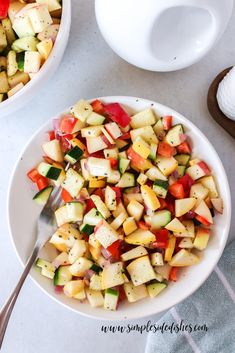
xmin=37 ymin=162 xmax=62 ymax=181
xmin=17 ymin=52 xmax=24 ymax=71
xmin=36 ymin=258 xmax=55 ymax=279
xmin=33 ymin=186 xmax=53 ymax=206
xmin=176 ymin=165 xmax=186 ymax=177
xmin=83 ymin=208 xmax=103 ymax=226
xmin=80 ymin=223 xmax=95 ymax=235
xmin=64 ymin=146 xmax=83 ymax=164
xmin=153 ymin=179 xmax=169 ymax=199
xmin=54 ymin=266 xmax=72 ymax=285
xmin=153 ymin=118 xmax=165 ymax=139
xmin=90 ymin=264 xmax=103 ymax=273
xmin=66 ymin=201 xmax=84 ymax=222
xmin=119 ymin=157 xmax=130 ymax=174
xmin=12 ymin=36 xmax=39 ymax=53
xmin=104 ymin=288 xmax=119 ymax=311
xmin=116 ymin=172 xmax=135 ymax=188
xmin=149 ymin=143 xmax=157 ymax=160
xmin=175 ymin=154 xmax=190 ymax=166
xmin=165 ymin=124 xmax=184 ymax=147
xmin=147 ymin=282 xmax=167 ymax=298
xmin=145 ymin=210 xmax=171 ymax=229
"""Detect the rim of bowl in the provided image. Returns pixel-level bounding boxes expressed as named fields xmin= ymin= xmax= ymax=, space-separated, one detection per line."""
xmin=7 ymin=96 xmax=232 ymax=320
xmin=0 ymin=0 xmax=71 ymax=114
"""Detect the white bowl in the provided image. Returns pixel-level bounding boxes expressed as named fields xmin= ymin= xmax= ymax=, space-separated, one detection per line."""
xmin=0 ymin=0 xmax=71 ymax=118
xmin=7 ymin=96 xmax=231 ymax=320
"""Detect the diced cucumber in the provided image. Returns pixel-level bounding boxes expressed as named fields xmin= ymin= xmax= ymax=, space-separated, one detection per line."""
xmin=149 ymin=143 xmax=158 ymax=160
xmin=174 ymin=154 xmax=190 ymax=166
xmin=37 ymin=162 xmax=62 ymax=181
xmin=86 ymin=112 xmax=105 ymax=125
xmin=119 ymin=157 xmax=130 ymax=174
xmin=62 ymin=168 xmax=84 ymax=197
xmin=147 ymin=282 xmax=167 ymax=298
xmin=83 ymin=208 xmax=103 ymax=226
xmin=80 ymin=223 xmax=95 ymax=235
xmin=12 ymin=36 xmax=39 ymax=53
xmin=66 ymin=201 xmax=84 ymax=222
xmin=33 ymin=186 xmax=53 ymax=206
xmin=176 ymin=165 xmax=186 ymax=177
xmin=116 ymin=172 xmax=135 ymax=188
xmin=153 ymin=179 xmax=169 ymax=199
xmin=54 ymin=266 xmax=73 ymax=285
xmin=17 ymin=52 xmax=24 ymax=71
xmin=90 ymin=264 xmax=103 ymax=274
xmin=153 ymin=118 xmax=165 ymax=139
xmin=64 ymin=146 xmax=83 ymax=164
xmin=104 ymin=288 xmax=119 ymax=311
xmin=36 ymin=258 xmax=55 ymax=279
xmin=145 ymin=210 xmax=171 ymax=229
xmin=165 ymin=124 xmax=184 ymax=147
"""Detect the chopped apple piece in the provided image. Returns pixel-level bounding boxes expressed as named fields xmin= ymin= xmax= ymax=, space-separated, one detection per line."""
xmin=165 ymin=218 xmax=186 ymax=232
xmin=193 ymin=228 xmax=210 ymax=250
xmin=169 ymin=249 xmax=200 ymax=267
xmin=175 ymin=198 xmax=196 ymax=217
xmin=194 ymin=200 xmax=213 ymax=224
xmin=126 ymin=256 xmax=156 ymax=286
xmin=211 ymin=198 xmax=223 ymax=214
xmin=125 ymin=229 xmax=155 ymax=246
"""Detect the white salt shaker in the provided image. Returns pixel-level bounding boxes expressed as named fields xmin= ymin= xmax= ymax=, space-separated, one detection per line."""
xmin=95 ymin=0 xmax=233 ymax=72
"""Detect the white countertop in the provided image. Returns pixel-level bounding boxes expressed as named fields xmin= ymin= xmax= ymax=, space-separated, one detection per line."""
xmin=0 ymin=1 xmax=234 ymax=352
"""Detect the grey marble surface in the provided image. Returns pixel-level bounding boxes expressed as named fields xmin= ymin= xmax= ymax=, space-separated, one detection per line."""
xmin=0 ymin=1 xmax=234 ymax=352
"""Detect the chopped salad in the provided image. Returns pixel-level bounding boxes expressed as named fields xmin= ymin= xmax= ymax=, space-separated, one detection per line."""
xmin=27 ymin=99 xmax=223 ymax=311
xmin=0 ymin=0 xmax=62 ymax=102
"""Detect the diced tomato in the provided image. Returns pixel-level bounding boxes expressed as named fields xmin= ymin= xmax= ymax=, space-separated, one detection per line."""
xmin=107 ymin=240 xmax=121 ymax=260
xmin=169 ymin=267 xmax=178 ymax=281
xmin=36 ymin=176 xmax=49 ymax=191
xmin=85 ymin=198 xmax=95 ymax=213
xmin=158 ymin=198 xmax=168 ymax=210
xmin=158 ymin=141 xmax=176 ymax=157
xmin=178 ymin=175 xmax=194 ymax=196
xmin=174 ymin=237 xmax=182 ymax=253
xmin=61 ymin=188 xmax=73 ymax=203
xmin=165 ymin=194 xmax=175 ymax=216
xmin=91 ymin=99 xmax=105 ymax=114
xmin=59 ymin=115 xmax=78 ymax=134
xmin=195 ymin=215 xmax=211 ymax=226
xmin=177 ymin=141 xmax=191 ymax=154
xmin=43 ymin=156 xmax=54 ymax=164
xmin=108 ymin=158 xmax=118 ymax=169
xmin=118 ymin=285 xmax=126 ymax=302
xmin=89 ymin=150 xmax=104 ymax=158
xmin=48 ymin=130 xmax=55 ymax=141
xmin=137 ymin=221 xmax=150 ymax=230
xmin=169 ymin=183 xmax=185 ymax=199
xmin=103 ymin=103 xmax=131 ymax=128
xmin=0 ymin=0 xmax=10 ymax=19
xmin=118 ymin=132 xmax=131 ymax=140
xmin=162 ymin=116 xmax=172 ymax=130
xmin=197 ymin=161 xmax=211 ymax=175
xmin=152 ymin=229 xmax=169 ymax=248
xmin=92 ymin=188 xmax=104 ymax=200
xmin=111 ymin=187 xmax=121 ymax=199
xmin=127 ymin=147 xmax=147 ymax=170
xmin=101 ymin=134 xmax=115 ymax=148
xmin=27 ymin=168 xmax=41 ymax=183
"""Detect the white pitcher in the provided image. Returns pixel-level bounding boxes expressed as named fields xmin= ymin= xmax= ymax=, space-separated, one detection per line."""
xmin=95 ymin=0 xmax=234 ymax=71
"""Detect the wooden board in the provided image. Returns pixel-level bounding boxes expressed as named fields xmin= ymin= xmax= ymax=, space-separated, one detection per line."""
xmin=207 ymin=67 xmax=235 ymax=139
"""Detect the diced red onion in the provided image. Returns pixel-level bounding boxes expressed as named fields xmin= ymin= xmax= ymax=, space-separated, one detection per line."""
xmin=171 ymin=170 xmax=179 ymax=179
xmin=185 ymin=210 xmax=196 ymax=219
xmin=101 ymin=247 xmax=112 ymax=260
xmin=180 ymin=133 xmax=188 ymax=143
xmin=54 ymin=285 xmax=64 ymax=294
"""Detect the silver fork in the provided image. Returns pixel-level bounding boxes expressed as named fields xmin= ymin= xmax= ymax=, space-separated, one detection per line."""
xmin=0 ymin=183 xmax=63 ymax=349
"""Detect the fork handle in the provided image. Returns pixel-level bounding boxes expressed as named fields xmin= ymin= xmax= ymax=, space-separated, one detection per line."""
xmin=0 ymin=241 xmax=41 ymax=349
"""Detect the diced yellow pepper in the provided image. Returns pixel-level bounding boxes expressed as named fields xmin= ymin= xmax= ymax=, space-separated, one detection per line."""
xmin=132 ymin=137 xmax=151 ymax=159
xmin=164 ymin=236 xmax=176 ymax=262
xmin=89 ymin=178 xmax=106 ymax=188
xmin=123 ymin=217 xmax=138 ymax=235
